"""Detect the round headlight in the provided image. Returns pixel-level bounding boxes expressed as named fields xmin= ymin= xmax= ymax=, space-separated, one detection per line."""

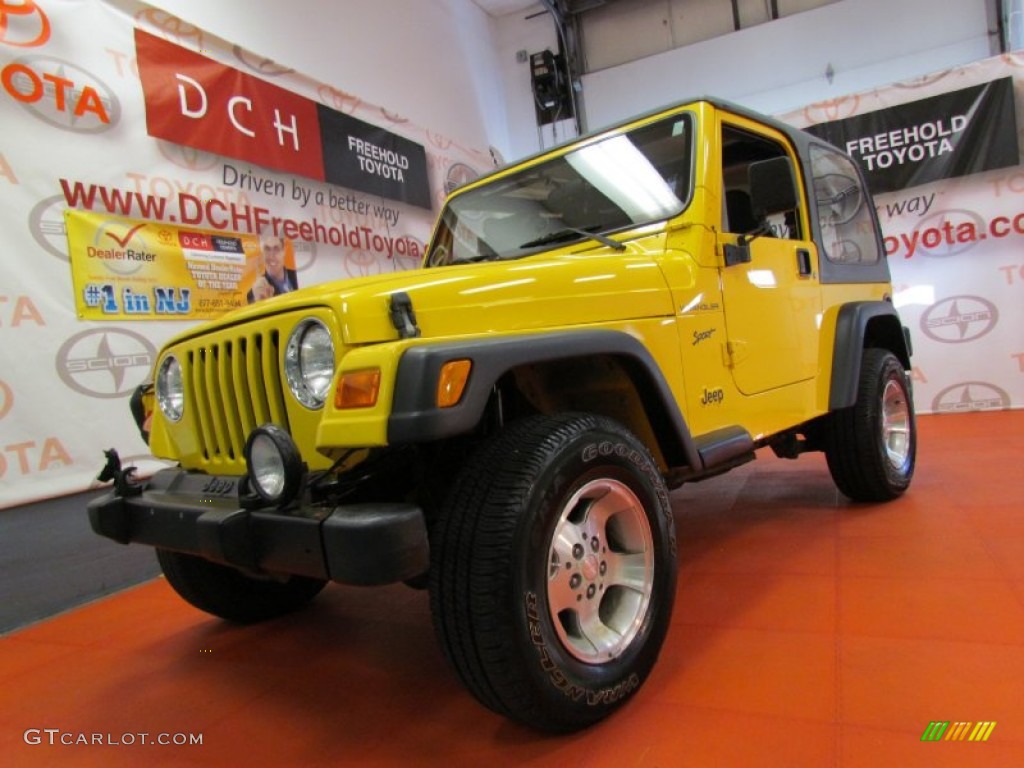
xmin=156 ymin=355 xmax=184 ymax=421
xmin=244 ymin=425 xmax=303 ymax=506
xmin=285 ymin=319 xmax=335 ymax=408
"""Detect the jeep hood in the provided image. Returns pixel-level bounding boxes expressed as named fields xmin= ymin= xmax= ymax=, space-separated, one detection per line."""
xmin=165 ymin=240 xmax=677 ymax=347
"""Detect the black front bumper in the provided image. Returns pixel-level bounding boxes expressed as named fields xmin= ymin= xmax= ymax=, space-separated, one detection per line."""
xmin=88 ymin=467 xmax=429 ymax=586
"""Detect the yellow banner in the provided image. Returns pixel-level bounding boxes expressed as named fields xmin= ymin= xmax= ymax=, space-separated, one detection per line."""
xmin=65 ymin=210 xmax=299 ymax=320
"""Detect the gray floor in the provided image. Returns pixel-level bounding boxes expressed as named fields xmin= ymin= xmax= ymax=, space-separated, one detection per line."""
xmin=0 ymin=489 xmax=161 ymax=634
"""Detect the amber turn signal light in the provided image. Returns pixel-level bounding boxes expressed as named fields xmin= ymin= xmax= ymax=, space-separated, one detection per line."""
xmin=437 ymin=359 xmax=472 ymax=408
xmin=335 ymin=369 xmax=381 ymax=409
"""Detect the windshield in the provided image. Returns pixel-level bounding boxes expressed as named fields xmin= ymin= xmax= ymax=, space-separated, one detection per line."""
xmin=426 ymin=113 xmax=693 ymax=266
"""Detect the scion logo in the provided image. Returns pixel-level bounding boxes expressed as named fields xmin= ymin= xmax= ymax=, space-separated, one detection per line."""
xmin=920 ymin=295 xmax=998 ymax=344
xmin=391 ymin=235 xmax=424 ymax=271
xmin=0 ymin=379 xmax=12 ymax=419
xmin=913 ymin=208 xmax=987 ymax=258
xmin=0 ymin=0 xmax=50 ymax=47
xmin=446 ymin=163 xmax=478 ymax=194
xmin=56 ymin=329 xmax=155 ymax=399
xmin=291 ymin=238 xmax=317 ymax=272
xmin=29 ymin=193 xmax=68 ymax=261
xmin=3 ymin=55 xmax=120 ymax=133
xmin=931 ymin=381 xmax=1011 ymax=413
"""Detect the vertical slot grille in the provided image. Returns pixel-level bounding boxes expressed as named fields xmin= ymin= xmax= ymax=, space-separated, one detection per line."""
xmin=187 ymin=330 xmax=289 ymax=465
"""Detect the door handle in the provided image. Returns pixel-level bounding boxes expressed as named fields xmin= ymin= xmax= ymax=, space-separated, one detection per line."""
xmin=796 ymin=248 xmax=812 ymax=277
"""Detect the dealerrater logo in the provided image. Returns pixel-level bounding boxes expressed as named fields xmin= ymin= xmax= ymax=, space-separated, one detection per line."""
xmin=3 ymin=55 xmax=120 ymax=133
xmin=0 ymin=0 xmax=51 ymax=47
xmin=931 ymin=381 xmax=1011 ymax=413
xmin=56 ymin=329 xmax=155 ymax=399
xmin=920 ymin=295 xmax=998 ymax=344
xmin=87 ymin=219 xmax=154 ymax=277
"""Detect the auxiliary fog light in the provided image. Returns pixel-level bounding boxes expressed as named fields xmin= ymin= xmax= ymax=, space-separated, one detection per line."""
xmin=244 ymin=425 xmax=303 ymax=506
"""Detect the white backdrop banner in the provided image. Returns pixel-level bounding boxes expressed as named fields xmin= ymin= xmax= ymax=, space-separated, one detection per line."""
xmin=2 ymin=4 xmax=1021 ymax=509
xmin=0 ymin=0 xmax=493 ymax=508
xmin=778 ymin=54 xmax=1024 ymax=418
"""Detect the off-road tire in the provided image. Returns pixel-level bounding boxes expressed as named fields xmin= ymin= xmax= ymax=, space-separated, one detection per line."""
xmin=156 ymin=549 xmax=327 ymax=623
xmin=429 ymin=412 xmax=677 ymax=732
xmin=825 ymin=348 xmax=916 ymax=501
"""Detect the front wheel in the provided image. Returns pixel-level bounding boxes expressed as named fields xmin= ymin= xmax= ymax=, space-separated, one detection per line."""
xmin=156 ymin=549 xmax=327 ymax=623
xmin=429 ymin=413 xmax=677 ymax=732
xmin=825 ymin=348 xmax=916 ymax=501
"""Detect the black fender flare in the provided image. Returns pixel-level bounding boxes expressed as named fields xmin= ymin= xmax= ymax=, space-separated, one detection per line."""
xmin=830 ymin=301 xmax=913 ymax=411
xmin=386 ymin=329 xmax=702 ymax=471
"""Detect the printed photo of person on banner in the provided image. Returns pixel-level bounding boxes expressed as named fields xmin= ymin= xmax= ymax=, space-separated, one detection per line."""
xmin=248 ymin=233 xmax=299 ymax=303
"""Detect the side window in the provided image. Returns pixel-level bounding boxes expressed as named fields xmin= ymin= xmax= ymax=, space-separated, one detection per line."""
xmin=721 ymin=124 xmax=802 ymax=240
xmin=810 ymin=145 xmax=880 ymax=264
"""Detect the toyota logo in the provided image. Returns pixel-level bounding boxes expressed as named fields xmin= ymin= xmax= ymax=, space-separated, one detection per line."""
xmin=445 ymin=163 xmax=478 ymax=194
xmin=0 ymin=379 xmax=12 ymax=419
xmin=0 ymin=0 xmax=51 ymax=47
xmin=56 ymin=328 xmax=156 ymax=399
xmin=5 ymin=55 xmax=120 ymax=133
xmin=920 ymin=295 xmax=998 ymax=344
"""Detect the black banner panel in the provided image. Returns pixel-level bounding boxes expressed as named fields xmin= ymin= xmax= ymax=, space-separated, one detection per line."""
xmin=806 ymin=77 xmax=1019 ymax=194
xmin=318 ymin=106 xmax=432 ymax=209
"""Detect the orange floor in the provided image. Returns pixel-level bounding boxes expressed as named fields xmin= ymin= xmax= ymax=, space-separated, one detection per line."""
xmin=1 ymin=411 xmax=1022 ymax=767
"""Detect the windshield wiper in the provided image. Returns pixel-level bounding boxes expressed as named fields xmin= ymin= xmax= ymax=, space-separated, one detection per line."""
xmin=519 ymin=225 xmax=626 ymax=252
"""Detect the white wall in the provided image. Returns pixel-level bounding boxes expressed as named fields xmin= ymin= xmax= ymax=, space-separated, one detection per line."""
xmin=149 ymin=0 xmax=512 ymax=158
xmin=487 ymin=2 xmax=565 ymax=161
xmin=488 ymin=0 xmax=996 ymax=157
xmin=579 ymin=0 xmax=995 ymax=130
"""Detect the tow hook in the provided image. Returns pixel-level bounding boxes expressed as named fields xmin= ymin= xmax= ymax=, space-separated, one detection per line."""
xmin=97 ymin=448 xmax=143 ymax=498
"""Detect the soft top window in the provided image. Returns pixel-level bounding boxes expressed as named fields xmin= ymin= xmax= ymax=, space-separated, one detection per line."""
xmin=810 ymin=145 xmax=880 ymax=265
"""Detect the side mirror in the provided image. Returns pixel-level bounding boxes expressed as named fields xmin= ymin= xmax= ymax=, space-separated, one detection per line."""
xmin=749 ymin=156 xmax=798 ymax=218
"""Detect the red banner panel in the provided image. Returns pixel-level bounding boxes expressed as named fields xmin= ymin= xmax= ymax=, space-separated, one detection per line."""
xmin=135 ymin=29 xmax=326 ymax=182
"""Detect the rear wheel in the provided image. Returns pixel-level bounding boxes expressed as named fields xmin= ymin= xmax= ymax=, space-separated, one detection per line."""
xmin=825 ymin=348 xmax=916 ymax=501
xmin=429 ymin=413 xmax=677 ymax=732
xmin=156 ymin=549 xmax=326 ymax=623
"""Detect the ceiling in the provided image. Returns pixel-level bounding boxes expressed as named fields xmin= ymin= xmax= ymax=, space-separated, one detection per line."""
xmin=471 ymin=0 xmax=619 ymax=19
xmin=470 ymin=0 xmax=540 ymax=17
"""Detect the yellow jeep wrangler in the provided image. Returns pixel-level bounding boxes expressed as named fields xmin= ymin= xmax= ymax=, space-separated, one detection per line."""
xmin=90 ymin=97 xmax=915 ymax=732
